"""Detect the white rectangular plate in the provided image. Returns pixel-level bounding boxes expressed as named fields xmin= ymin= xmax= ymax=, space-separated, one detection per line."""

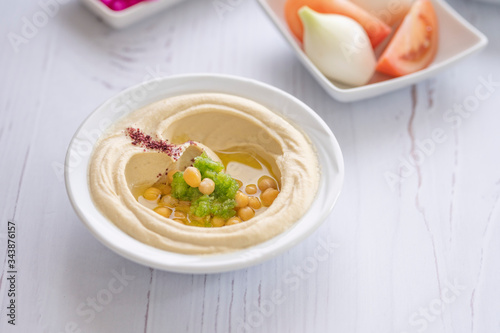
xmin=257 ymin=0 xmax=488 ymax=102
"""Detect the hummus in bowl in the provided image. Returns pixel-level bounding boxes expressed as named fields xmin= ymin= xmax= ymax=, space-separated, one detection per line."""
xmin=66 ymin=74 xmax=343 ymax=273
xmin=89 ymin=92 xmax=319 ymax=254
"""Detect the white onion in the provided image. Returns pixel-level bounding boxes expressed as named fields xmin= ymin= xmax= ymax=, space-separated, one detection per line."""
xmin=299 ymin=7 xmax=376 ymax=87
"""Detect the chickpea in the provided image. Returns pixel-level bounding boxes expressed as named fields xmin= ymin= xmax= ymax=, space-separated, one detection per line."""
xmin=235 ymin=191 xmax=249 ymax=208
xmin=245 ymin=184 xmax=258 ymax=195
xmin=238 ymin=206 xmax=255 ymax=221
xmin=235 ymin=179 xmax=243 ymax=188
xmin=261 ymin=188 xmax=279 ymax=207
xmin=175 ymin=205 xmax=190 ymax=214
xmin=199 ymin=178 xmax=215 ymax=195
xmin=162 ymin=184 xmax=172 ymax=195
xmin=143 ymin=187 xmax=161 ymax=201
xmin=167 ymin=169 xmax=180 ymax=183
xmin=225 ymin=216 xmax=242 ymax=226
xmin=161 ymin=195 xmax=178 ymax=207
xmin=154 ymin=206 xmax=172 ymax=218
xmin=183 ymin=167 xmax=201 ymax=187
xmin=173 ymin=211 xmax=187 ymax=219
xmin=154 ymin=183 xmax=165 ymax=191
xmin=189 ymin=215 xmax=203 ymax=224
xmin=258 ymin=176 xmax=278 ymax=192
xmin=248 ymin=197 xmax=262 ymax=210
xmin=211 ymin=217 xmax=226 ymax=228
xmin=173 ymin=219 xmax=186 ymax=224
xmin=178 ymin=200 xmax=191 ymax=206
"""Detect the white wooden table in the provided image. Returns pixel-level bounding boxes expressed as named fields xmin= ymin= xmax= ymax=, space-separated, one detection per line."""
xmin=1 ymin=0 xmax=499 ymax=332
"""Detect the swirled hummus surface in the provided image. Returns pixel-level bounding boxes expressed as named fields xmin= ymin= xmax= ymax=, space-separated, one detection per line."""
xmin=89 ymin=93 xmax=319 ymax=254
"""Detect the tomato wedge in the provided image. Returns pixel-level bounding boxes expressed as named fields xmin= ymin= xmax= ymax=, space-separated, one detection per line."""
xmin=376 ymin=0 xmax=439 ymax=77
xmin=285 ymin=0 xmax=391 ymax=48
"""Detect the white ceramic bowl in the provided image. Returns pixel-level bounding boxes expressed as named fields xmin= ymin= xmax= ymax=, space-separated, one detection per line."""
xmin=65 ymin=74 xmax=344 ymax=274
xmin=81 ymin=0 xmax=186 ymax=29
xmin=257 ymin=0 xmax=488 ymax=102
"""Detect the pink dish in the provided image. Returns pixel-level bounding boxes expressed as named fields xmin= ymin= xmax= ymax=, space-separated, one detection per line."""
xmin=100 ymin=0 xmax=154 ymax=11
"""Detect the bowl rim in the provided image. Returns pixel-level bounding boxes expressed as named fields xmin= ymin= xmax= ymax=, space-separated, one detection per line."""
xmin=65 ymin=73 xmax=345 ymax=274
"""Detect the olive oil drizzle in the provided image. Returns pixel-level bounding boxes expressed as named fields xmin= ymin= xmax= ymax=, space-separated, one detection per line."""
xmin=131 ymin=148 xmax=280 ymax=227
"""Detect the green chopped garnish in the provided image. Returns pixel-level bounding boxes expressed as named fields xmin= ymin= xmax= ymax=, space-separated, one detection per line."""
xmin=190 ymin=195 xmax=212 ymax=217
xmin=214 ymin=172 xmax=239 ymax=201
xmin=171 ymin=172 xmax=202 ymax=201
xmin=190 ymin=195 xmax=237 ymax=219
xmin=171 ymin=152 xmax=239 ymax=219
xmin=194 ymin=152 xmax=224 ymax=179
